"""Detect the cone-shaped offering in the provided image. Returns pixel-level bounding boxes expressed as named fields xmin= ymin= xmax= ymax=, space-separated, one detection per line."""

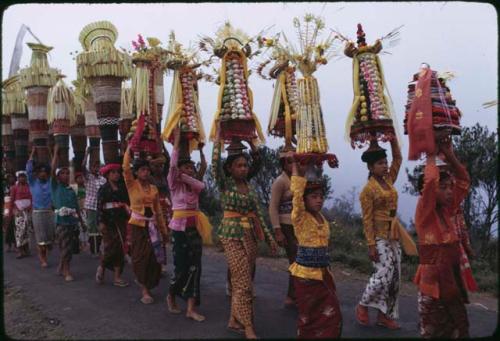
xmin=47 ymin=75 xmax=76 ymax=168
xmin=162 ymin=31 xmax=207 ymax=157
xmin=343 ymin=24 xmax=401 ymax=149
xmin=19 ymin=42 xmax=59 ymax=164
xmin=2 ymin=75 xmax=29 ymax=171
xmin=200 ymin=22 xmax=266 ymax=146
xmin=77 ymin=21 xmax=132 ymax=164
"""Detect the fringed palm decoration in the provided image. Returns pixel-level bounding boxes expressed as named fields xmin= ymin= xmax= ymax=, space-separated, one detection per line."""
xmin=274 ymin=14 xmax=339 ymax=168
xmin=19 ymin=43 xmax=59 ymax=165
xmin=73 ymin=78 xmax=100 ymax=167
xmin=70 ymin=80 xmax=87 ymax=173
xmin=47 ymin=75 xmax=76 ymax=168
xmin=77 ymin=21 xmax=132 ymax=164
xmin=255 ymin=33 xmax=299 ymax=150
xmin=2 ymin=75 xmax=28 ymax=171
xmin=127 ymin=35 xmax=169 ymax=159
xmin=162 ymin=31 xmax=208 ymax=156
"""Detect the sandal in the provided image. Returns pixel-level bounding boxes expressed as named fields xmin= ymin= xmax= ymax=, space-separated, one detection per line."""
xmin=95 ymin=266 xmax=104 ymax=284
xmin=113 ymin=279 xmax=129 ymax=287
xmin=64 ymin=275 xmax=74 ymax=282
xmin=140 ymin=296 xmax=154 ymax=304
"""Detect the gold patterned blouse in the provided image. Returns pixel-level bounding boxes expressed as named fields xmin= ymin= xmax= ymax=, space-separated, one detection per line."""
xmin=359 ymin=153 xmax=402 ymax=246
xmin=289 ymin=176 xmax=330 ymax=281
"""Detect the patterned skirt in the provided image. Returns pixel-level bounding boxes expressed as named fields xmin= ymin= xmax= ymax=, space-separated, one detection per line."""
xmin=55 ymin=224 xmax=79 ymax=263
xmin=220 ymin=228 xmax=257 ymax=327
xmin=130 ymin=224 xmax=161 ymax=290
xmin=101 ymin=217 xmax=127 ymax=273
xmin=169 ymin=226 xmax=202 ymax=304
xmin=360 ymin=238 xmax=401 ymax=319
xmin=417 ymin=292 xmax=469 ymax=338
xmin=293 ymin=270 xmax=342 ymax=339
xmin=32 ymin=210 xmax=55 ymax=245
xmin=14 ymin=210 xmax=31 ymax=248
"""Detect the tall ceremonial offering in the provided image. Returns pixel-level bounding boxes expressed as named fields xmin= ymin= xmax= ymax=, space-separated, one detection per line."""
xmin=278 ymin=14 xmax=339 ymax=169
xmin=338 ymin=24 xmax=403 ymax=149
xmin=2 ymin=75 xmax=29 ymax=172
xmin=404 ymin=63 xmax=462 ymax=160
xmin=127 ymin=35 xmax=169 ymax=160
xmin=119 ymin=84 xmax=134 ymax=155
xmin=256 ymin=34 xmax=299 ymax=150
xmin=76 ymin=21 xmax=132 ymax=164
xmin=70 ymin=81 xmax=87 ymax=173
xmin=19 ymin=42 xmax=58 ymax=165
xmin=73 ymin=78 xmax=100 ymax=167
xmin=47 ymin=75 xmax=76 ymax=168
xmin=1 ymin=89 xmax=15 ymax=174
xmin=162 ymin=31 xmax=207 ymax=157
xmin=200 ymin=22 xmax=266 ymax=146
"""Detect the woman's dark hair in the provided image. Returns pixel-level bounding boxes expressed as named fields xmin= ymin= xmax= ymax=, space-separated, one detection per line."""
xmin=417 ymin=170 xmax=451 ymax=194
xmin=132 ymin=159 xmax=151 ymax=177
xmin=304 ymin=181 xmax=326 ymax=197
xmin=223 ymin=153 xmax=250 ymax=177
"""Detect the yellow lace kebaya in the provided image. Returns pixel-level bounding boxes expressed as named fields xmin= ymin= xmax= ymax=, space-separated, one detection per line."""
xmin=289 ymin=176 xmax=330 ymax=281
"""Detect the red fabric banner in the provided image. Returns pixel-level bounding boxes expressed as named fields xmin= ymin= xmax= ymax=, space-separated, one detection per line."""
xmin=407 ymin=68 xmax=436 ymax=160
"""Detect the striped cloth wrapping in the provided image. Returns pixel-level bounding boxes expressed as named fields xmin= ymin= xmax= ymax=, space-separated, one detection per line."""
xmin=296 ymin=246 xmax=330 ymax=268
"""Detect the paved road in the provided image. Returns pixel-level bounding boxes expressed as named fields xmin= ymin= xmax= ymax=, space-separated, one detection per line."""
xmin=3 ymin=244 xmax=497 ymax=339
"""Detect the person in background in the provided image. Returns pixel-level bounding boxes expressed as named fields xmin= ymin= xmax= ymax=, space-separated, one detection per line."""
xmin=82 ymin=148 xmax=107 ymax=257
xmin=26 ymin=147 xmax=55 ymax=268
xmin=269 ymin=147 xmax=297 ymax=308
xmin=3 ymin=173 xmax=17 ymax=253
xmin=9 ymin=171 xmax=32 ymax=258
xmin=150 ymin=147 xmax=172 ymax=275
xmin=122 ymin=145 xmax=168 ymax=304
xmin=51 ymin=145 xmax=85 ymax=282
xmin=74 ymin=172 xmax=88 ymax=252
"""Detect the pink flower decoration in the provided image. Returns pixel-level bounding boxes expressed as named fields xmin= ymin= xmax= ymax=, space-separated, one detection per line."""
xmin=137 ymin=34 xmax=145 ymax=47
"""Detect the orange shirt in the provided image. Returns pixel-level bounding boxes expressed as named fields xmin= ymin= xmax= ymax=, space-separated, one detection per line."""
xmin=413 ymin=161 xmax=470 ymax=299
xmin=122 ymin=151 xmax=166 ymax=233
xmin=415 ymin=162 xmax=469 ymax=246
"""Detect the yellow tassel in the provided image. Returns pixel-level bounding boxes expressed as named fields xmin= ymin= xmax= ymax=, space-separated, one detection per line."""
xmin=345 ymin=56 xmax=361 ymax=143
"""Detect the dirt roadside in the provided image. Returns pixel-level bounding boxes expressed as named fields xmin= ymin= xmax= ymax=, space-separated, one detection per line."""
xmin=3 ymin=281 xmax=70 ymax=340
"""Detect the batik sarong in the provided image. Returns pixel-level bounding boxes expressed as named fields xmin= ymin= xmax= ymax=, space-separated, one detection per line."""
xmin=169 ymin=225 xmax=202 ymax=305
xmin=220 ymin=228 xmax=257 ymax=327
xmin=360 ymin=237 xmax=401 ymax=319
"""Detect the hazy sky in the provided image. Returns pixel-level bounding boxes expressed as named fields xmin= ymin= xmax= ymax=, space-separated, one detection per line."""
xmin=2 ymin=2 xmax=497 ymax=223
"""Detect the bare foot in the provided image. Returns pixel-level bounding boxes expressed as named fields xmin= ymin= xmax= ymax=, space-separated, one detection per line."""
xmin=244 ymin=326 xmax=258 ymax=339
xmin=186 ymin=310 xmax=205 ymax=322
xmin=166 ymin=294 xmax=181 ymax=314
